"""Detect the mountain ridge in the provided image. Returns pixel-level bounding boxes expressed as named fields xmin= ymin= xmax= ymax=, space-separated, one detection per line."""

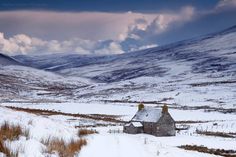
xmin=13 ymin=24 xmax=236 ymax=83
xmin=0 ymin=53 xmax=22 ymax=66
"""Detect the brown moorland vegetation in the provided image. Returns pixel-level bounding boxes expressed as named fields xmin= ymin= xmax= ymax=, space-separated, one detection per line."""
xmin=0 ymin=121 xmax=29 ymax=141
xmin=0 ymin=140 xmax=12 ymax=157
xmin=78 ymin=129 xmax=98 ymax=137
xmin=196 ymin=129 xmax=235 ymax=138
xmin=6 ymin=106 xmax=125 ymax=123
xmin=0 ymin=121 xmax=28 ymax=157
xmin=41 ymin=137 xmax=87 ymax=157
xmin=179 ymin=145 xmax=236 ymax=157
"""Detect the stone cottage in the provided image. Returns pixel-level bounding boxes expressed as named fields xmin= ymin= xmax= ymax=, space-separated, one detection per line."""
xmin=123 ymin=104 xmax=176 ymax=136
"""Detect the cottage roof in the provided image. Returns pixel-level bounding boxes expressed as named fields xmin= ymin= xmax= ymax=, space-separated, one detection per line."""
xmin=125 ymin=122 xmax=143 ymax=127
xmin=132 ymin=107 xmax=162 ymax=122
xmin=131 ymin=122 xmax=143 ymax=127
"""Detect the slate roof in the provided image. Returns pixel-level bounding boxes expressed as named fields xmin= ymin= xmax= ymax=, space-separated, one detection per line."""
xmin=132 ymin=122 xmax=143 ymax=127
xmin=131 ymin=107 xmax=162 ymax=122
xmin=125 ymin=122 xmax=143 ymax=127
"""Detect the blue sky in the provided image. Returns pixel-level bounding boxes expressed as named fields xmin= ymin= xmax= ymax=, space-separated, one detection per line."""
xmin=0 ymin=0 xmax=235 ymax=55
xmin=0 ymin=0 xmax=218 ymax=12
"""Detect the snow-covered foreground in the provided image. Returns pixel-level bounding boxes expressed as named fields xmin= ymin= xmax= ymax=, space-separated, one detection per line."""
xmin=79 ymin=134 xmax=212 ymax=157
xmin=1 ymin=102 xmax=236 ymax=157
xmin=80 ymin=132 xmax=236 ymax=157
xmin=0 ymin=106 xmax=79 ymax=157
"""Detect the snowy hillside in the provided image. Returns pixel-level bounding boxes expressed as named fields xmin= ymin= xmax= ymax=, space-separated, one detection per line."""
xmin=0 ymin=53 xmax=22 ymax=66
xmin=0 ymin=65 xmax=90 ymax=102
xmin=0 ymin=25 xmax=235 ymax=108
xmin=15 ymin=25 xmax=236 ymax=82
xmin=12 ymin=25 xmax=236 ymax=108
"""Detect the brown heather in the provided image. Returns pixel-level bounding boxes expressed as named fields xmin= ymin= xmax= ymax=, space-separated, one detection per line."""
xmin=0 ymin=121 xmax=29 ymax=141
xmin=0 ymin=121 xmax=27 ymax=157
xmin=78 ymin=129 xmax=98 ymax=137
xmin=42 ymin=137 xmax=87 ymax=157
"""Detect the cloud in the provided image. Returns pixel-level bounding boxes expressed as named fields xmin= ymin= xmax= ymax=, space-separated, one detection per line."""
xmin=119 ymin=6 xmax=195 ymax=51
xmin=0 ymin=6 xmax=197 ymax=55
xmin=94 ymin=41 xmax=124 ymax=55
xmin=200 ymin=0 xmax=236 ymax=15
xmin=0 ymin=33 xmax=38 ymax=55
xmin=0 ymin=32 xmax=125 ymax=55
xmin=0 ymin=11 xmax=156 ymax=41
xmin=215 ymin=0 xmax=236 ymax=11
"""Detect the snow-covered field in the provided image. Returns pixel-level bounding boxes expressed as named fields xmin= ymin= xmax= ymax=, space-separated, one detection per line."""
xmin=0 ymin=106 xmax=78 ymax=157
xmin=1 ymin=102 xmax=236 ymax=157
xmin=2 ymin=102 xmax=236 ymax=121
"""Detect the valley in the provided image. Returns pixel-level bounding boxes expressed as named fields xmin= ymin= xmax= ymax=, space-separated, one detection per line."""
xmin=0 ymin=25 xmax=236 ymax=157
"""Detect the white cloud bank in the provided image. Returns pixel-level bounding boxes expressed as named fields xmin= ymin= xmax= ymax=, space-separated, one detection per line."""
xmin=120 ymin=6 xmax=195 ymax=51
xmin=0 ymin=32 xmax=124 ymax=55
xmin=215 ymin=0 xmax=236 ymax=11
xmin=0 ymin=6 xmax=197 ymax=56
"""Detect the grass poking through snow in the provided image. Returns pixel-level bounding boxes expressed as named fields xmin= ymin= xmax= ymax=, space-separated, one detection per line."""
xmin=78 ymin=129 xmax=98 ymax=137
xmin=0 ymin=121 xmax=30 ymax=141
xmin=0 ymin=121 xmax=27 ymax=157
xmin=0 ymin=121 xmax=23 ymax=141
xmin=0 ymin=140 xmax=11 ymax=157
xmin=42 ymin=137 xmax=87 ymax=157
xmin=0 ymin=140 xmax=19 ymax=157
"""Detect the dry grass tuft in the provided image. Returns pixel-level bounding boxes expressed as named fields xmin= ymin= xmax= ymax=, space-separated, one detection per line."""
xmin=42 ymin=137 xmax=87 ymax=157
xmin=23 ymin=129 xmax=30 ymax=140
xmin=0 ymin=139 xmax=19 ymax=157
xmin=0 ymin=121 xmax=22 ymax=141
xmin=0 ymin=139 xmax=11 ymax=156
xmin=78 ymin=129 xmax=98 ymax=137
xmin=0 ymin=121 xmax=29 ymax=157
xmin=0 ymin=121 xmax=30 ymax=141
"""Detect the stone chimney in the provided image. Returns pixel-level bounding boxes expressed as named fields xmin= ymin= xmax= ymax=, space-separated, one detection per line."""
xmin=162 ymin=104 xmax=168 ymax=113
xmin=138 ymin=103 xmax=144 ymax=111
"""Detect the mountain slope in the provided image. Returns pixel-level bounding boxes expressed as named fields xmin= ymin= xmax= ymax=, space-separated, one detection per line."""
xmin=0 ymin=65 xmax=90 ymax=102
xmin=15 ymin=25 xmax=236 ymax=82
xmin=0 ymin=53 xmax=22 ymax=66
xmin=7 ymin=25 xmax=236 ymax=107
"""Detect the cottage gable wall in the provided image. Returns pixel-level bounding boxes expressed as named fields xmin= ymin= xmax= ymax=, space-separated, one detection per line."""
xmin=155 ymin=113 xmax=176 ymax=136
